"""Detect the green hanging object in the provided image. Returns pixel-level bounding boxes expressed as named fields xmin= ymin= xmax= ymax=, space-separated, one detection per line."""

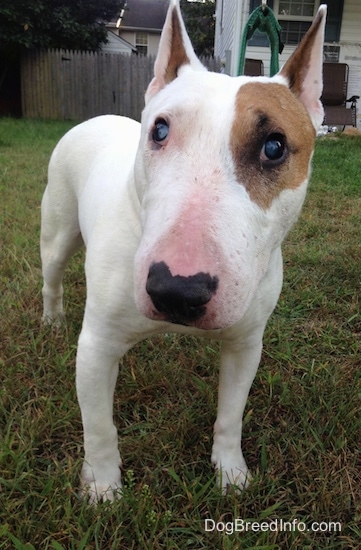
xmin=238 ymin=2 xmax=284 ymax=77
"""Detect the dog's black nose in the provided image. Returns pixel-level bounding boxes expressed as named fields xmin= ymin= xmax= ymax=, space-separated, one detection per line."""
xmin=146 ymin=261 xmax=219 ymax=325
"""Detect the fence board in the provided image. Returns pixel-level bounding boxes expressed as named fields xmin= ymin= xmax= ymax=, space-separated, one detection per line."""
xmin=21 ymin=49 xmax=221 ymax=122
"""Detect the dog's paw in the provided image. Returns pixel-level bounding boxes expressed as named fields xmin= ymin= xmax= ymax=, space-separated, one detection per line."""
xmin=80 ymin=461 xmax=122 ymax=505
xmin=41 ymin=311 xmax=65 ymax=328
xmin=211 ymin=449 xmax=251 ymax=494
xmin=216 ymin=465 xmax=252 ymax=494
xmin=80 ymin=479 xmax=123 ymax=505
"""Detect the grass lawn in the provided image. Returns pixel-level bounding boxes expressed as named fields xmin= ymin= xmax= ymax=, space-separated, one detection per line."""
xmin=0 ymin=117 xmax=360 ymax=549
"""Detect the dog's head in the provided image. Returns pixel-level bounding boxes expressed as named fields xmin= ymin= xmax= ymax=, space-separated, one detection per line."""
xmin=134 ymin=0 xmax=326 ymax=330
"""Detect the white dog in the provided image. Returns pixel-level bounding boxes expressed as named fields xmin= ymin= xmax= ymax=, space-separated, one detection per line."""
xmin=41 ymin=0 xmax=327 ymax=503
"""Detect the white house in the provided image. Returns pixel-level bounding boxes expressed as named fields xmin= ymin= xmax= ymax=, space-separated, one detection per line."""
xmin=107 ymin=0 xmax=168 ymax=57
xmin=214 ymin=0 xmax=361 ymax=128
xmin=102 ymin=31 xmax=137 ymax=54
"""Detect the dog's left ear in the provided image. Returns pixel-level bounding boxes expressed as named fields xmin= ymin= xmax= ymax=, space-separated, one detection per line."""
xmin=145 ymin=0 xmax=206 ymax=103
xmin=279 ymin=4 xmax=327 ymax=130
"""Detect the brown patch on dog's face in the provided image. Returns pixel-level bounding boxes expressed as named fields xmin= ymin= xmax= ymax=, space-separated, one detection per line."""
xmin=230 ymin=82 xmax=316 ymax=209
xmin=164 ymin=8 xmax=191 ymax=84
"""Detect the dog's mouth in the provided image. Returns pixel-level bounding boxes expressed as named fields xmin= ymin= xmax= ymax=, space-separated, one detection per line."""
xmin=151 ymin=305 xmax=206 ymax=327
xmin=147 ymin=306 xmax=223 ymax=331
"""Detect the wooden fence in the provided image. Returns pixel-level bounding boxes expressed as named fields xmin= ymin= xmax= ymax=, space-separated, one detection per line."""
xmin=21 ymin=49 xmax=221 ymax=122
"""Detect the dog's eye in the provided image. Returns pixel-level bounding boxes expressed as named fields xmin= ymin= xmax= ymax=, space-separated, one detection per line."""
xmin=260 ymin=133 xmax=287 ymax=166
xmin=152 ymin=119 xmax=169 ymax=144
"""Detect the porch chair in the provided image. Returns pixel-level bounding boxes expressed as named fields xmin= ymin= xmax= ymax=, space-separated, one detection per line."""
xmin=321 ymin=63 xmax=359 ymax=128
xmin=244 ymin=58 xmax=264 ymax=76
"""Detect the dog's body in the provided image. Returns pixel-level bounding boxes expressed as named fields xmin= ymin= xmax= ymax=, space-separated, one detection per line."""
xmin=41 ymin=0 xmax=326 ymax=503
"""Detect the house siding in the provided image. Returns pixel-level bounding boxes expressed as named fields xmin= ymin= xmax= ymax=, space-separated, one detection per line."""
xmin=331 ymin=0 xmax=361 ymax=128
xmin=215 ymin=0 xmax=237 ymax=67
xmin=118 ymin=30 xmax=161 ymax=57
xmin=215 ymin=0 xmax=253 ymax=74
xmin=340 ymin=0 xmax=361 ymax=43
xmin=102 ymin=32 xmax=134 ymax=54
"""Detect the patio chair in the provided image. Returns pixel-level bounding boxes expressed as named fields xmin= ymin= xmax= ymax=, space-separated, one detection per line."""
xmin=321 ymin=63 xmax=359 ymax=128
xmin=244 ymin=58 xmax=264 ymax=76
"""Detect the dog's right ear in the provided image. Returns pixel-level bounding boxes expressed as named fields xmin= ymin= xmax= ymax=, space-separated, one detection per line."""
xmin=145 ymin=0 xmax=206 ymax=103
xmin=279 ymin=4 xmax=327 ymax=130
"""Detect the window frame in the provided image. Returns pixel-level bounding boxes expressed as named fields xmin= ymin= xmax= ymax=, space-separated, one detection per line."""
xmin=275 ymin=0 xmax=320 ymax=23
xmin=135 ymin=32 xmax=148 ymax=55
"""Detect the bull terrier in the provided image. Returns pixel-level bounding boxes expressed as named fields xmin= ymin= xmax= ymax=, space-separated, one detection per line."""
xmin=40 ymin=0 xmax=327 ymax=503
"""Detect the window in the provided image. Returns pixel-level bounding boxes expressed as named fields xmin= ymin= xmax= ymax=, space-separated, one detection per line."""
xmin=247 ymin=0 xmax=343 ymax=47
xmin=278 ymin=0 xmax=317 ymax=19
xmin=276 ymin=0 xmax=318 ymax=44
xmin=135 ymin=32 xmax=148 ymax=55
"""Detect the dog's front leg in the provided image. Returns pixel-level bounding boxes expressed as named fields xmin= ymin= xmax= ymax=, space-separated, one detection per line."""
xmin=75 ymin=327 xmax=125 ymax=504
xmin=211 ymin=336 xmax=263 ymax=492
